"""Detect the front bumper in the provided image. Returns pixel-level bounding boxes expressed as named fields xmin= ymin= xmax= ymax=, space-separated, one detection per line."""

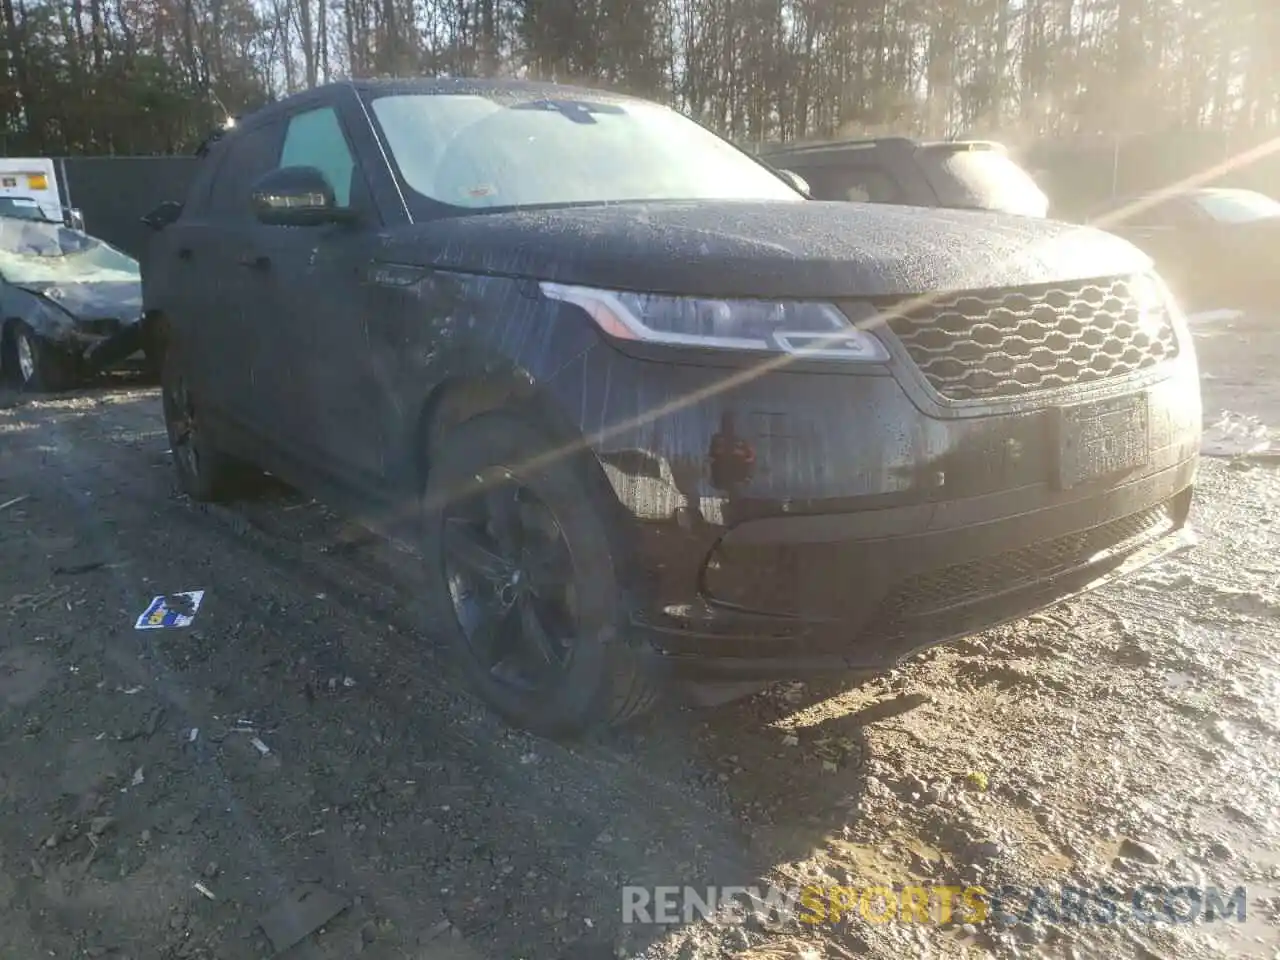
xmin=73 ymin=322 xmax=147 ymax=375
xmin=638 ymin=466 xmax=1194 ymax=680
xmin=562 ymin=329 xmax=1201 ymax=682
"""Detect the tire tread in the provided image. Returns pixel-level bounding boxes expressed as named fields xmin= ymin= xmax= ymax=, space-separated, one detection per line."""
xmin=161 ymin=347 xmax=258 ymax=503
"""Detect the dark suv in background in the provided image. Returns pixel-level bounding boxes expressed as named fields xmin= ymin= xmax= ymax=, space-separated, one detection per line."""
xmin=762 ymin=137 xmax=1050 ymax=218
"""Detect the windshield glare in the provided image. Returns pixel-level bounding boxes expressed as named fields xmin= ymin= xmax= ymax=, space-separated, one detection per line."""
xmin=921 ymin=148 xmax=1049 ymax=218
xmin=369 ymin=93 xmax=803 ymax=211
xmin=1194 ymin=189 xmax=1280 ymax=224
xmin=0 ymin=220 xmax=139 ymax=284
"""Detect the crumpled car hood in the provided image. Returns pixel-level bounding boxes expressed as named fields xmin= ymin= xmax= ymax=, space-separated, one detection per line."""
xmin=379 ymin=200 xmax=1153 ymax=299
xmin=15 ymin=280 xmax=142 ymax=325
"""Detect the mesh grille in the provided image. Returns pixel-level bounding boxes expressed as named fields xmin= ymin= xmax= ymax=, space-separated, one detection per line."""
xmin=881 ymin=501 xmax=1176 ymax=618
xmin=881 ymin=277 xmax=1179 ymax=401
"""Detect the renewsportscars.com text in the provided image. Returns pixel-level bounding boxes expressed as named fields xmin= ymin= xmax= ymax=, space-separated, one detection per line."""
xmin=621 ymin=884 xmax=1248 ymax=927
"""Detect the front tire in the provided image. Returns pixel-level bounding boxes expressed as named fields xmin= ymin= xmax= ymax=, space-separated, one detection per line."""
xmin=141 ymin=344 xmax=163 ymax=383
xmin=5 ymin=322 xmax=75 ymax=392
xmin=141 ymin=314 xmax=165 ymax=382
xmin=422 ymin=412 xmax=661 ymax=738
xmin=160 ymin=349 xmax=257 ymax=502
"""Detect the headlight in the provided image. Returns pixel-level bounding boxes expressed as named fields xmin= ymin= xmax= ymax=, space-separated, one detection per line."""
xmin=1138 ymin=271 xmax=1183 ymax=322
xmin=540 ymin=282 xmax=890 ymax=363
xmin=1130 ymin=271 xmax=1162 ymax=306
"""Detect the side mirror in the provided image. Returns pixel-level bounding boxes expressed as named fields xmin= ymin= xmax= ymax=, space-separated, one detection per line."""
xmin=141 ymin=200 xmax=183 ymax=231
xmin=778 ymin=168 xmax=811 ymax=198
xmin=251 ymin=166 xmax=354 ymax=226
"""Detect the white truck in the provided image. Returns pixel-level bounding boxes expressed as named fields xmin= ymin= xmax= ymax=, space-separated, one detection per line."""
xmin=0 ymin=157 xmax=84 ymax=229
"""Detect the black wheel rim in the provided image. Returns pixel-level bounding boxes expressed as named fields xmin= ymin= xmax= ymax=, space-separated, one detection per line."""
xmin=164 ymin=373 xmax=200 ymax=480
xmin=442 ymin=469 xmax=578 ymax=692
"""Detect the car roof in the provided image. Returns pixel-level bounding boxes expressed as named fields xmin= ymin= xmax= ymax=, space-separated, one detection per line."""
xmin=761 ymin=136 xmax=915 ymax=157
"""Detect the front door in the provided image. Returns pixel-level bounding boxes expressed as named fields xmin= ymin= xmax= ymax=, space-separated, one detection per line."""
xmin=190 ymin=119 xmax=285 ymax=443
xmin=249 ymin=99 xmax=391 ymax=495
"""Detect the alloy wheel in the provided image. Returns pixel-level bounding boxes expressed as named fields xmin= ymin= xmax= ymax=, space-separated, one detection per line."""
xmin=15 ymin=331 xmax=35 ymax=384
xmin=442 ymin=470 xmax=578 ymax=691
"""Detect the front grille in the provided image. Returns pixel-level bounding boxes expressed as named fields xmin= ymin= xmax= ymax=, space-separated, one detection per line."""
xmin=881 ymin=277 xmax=1179 ymax=401
xmin=880 ymin=500 xmax=1177 ymax=619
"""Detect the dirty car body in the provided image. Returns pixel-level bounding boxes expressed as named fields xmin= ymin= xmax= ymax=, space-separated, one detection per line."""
xmin=145 ymin=78 xmax=1201 ymax=737
xmin=0 ymin=217 xmax=146 ymax=390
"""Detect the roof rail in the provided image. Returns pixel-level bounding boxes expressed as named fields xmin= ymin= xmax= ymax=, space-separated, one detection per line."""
xmin=762 ymin=135 xmax=918 ymax=155
xmin=917 ymin=138 xmax=1002 ymax=151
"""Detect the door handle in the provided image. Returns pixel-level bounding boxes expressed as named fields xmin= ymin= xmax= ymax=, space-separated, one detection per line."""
xmin=238 ymin=253 xmax=271 ymax=271
xmin=177 ymin=247 xmax=193 ymax=261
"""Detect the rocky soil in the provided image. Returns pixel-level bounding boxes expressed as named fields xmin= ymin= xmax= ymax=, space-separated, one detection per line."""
xmin=0 ymin=307 xmax=1277 ymax=960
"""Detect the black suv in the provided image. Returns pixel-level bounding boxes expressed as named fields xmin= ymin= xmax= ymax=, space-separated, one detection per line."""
xmin=762 ymin=137 xmax=1050 ymax=218
xmin=144 ymin=79 xmax=1199 ymax=737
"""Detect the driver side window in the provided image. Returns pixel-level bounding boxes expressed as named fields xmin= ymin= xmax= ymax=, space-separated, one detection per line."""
xmin=279 ymin=107 xmax=357 ymax=207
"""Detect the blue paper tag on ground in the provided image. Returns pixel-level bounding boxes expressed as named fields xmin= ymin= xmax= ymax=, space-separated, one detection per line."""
xmin=135 ymin=591 xmax=205 ymax=630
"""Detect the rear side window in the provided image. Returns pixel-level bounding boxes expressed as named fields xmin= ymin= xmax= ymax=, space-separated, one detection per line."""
xmin=798 ymin=164 xmax=904 ymax=204
xmin=206 ymin=123 xmax=284 ymax=221
xmin=279 ymin=107 xmax=357 ymax=207
xmin=919 ymin=147 xmax=1048 ymax=217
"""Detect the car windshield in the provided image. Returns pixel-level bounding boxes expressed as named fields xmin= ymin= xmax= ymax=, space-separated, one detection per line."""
xmin=1193 ymin=188 xmax=1280 ymax=224
xmin=0 ymin=219 xmax=139 ymax=284
xmin=367 ymin=92 xmax=803 ymax=211
xmin=919 ymin=146 xmax=1049 ymax=218
xmin=0 ymin=197 xmax=54 ymax=223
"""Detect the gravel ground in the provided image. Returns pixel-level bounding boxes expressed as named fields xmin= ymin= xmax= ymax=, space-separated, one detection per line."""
xmin=1 ymin=308 xmax=1278 ymax=960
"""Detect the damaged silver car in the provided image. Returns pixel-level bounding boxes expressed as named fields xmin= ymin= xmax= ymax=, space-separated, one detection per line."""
xmin=0 ymin=217 xmax=149 ymax=392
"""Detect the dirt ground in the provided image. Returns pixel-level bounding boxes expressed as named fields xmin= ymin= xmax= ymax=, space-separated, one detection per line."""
xmin=2 ymin=307 xmax=1279 ymax=960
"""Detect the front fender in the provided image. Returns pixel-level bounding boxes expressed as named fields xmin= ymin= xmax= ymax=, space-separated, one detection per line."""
xmin=1 ymin=286 xmax=80 ymax=345
xmin=377 ymin=268 xmax=606 ymax=486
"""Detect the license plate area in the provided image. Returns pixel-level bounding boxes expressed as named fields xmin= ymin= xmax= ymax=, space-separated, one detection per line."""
xmin=1055 ymin=394 xmax=1150 ymax=489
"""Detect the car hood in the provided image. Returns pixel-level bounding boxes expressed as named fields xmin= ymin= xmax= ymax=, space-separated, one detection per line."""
xmin=14 ymin=280 xmax=143 ymax=324
xmin=380 ymin=200 xmax=1153 ymax=299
